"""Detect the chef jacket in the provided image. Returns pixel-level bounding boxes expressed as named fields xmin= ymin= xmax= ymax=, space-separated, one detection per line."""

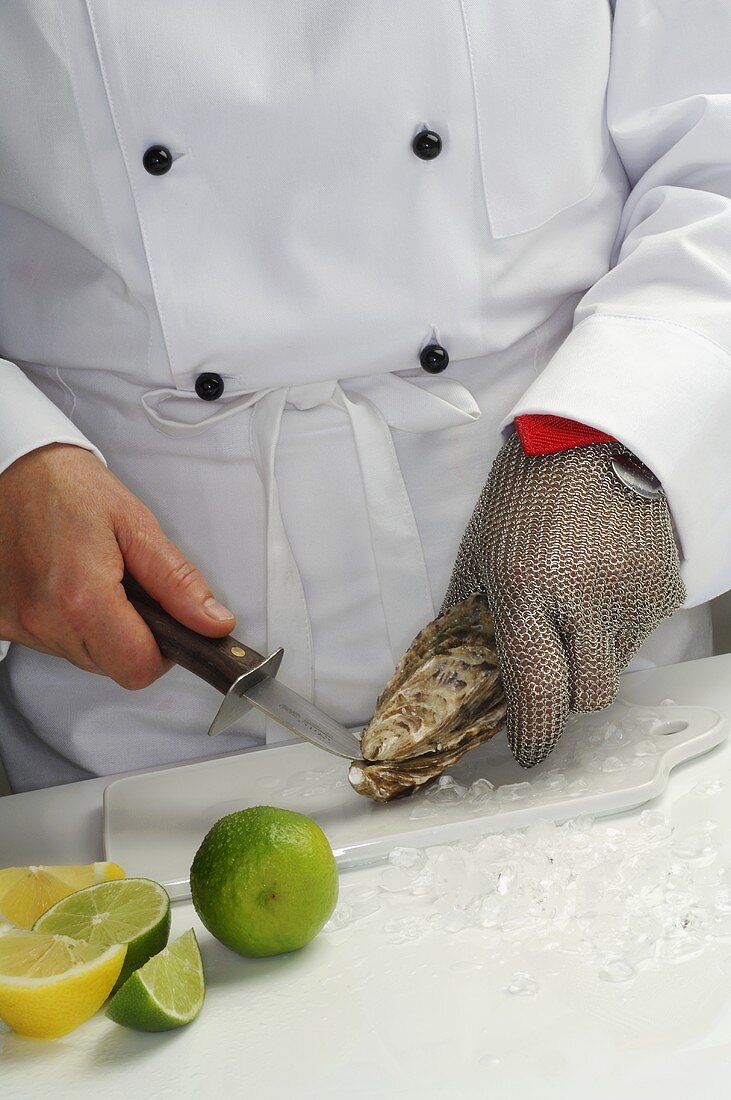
xmin=0 ymin=1 xmax=726 ymax=791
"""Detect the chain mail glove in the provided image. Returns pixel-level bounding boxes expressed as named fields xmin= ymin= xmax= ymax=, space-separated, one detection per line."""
xmin=442 ymin=434 xmax=686 ymax=767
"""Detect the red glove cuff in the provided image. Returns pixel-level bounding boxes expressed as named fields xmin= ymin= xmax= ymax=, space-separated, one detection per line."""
xmin=515 ymin=414 xmax=616 ymax=456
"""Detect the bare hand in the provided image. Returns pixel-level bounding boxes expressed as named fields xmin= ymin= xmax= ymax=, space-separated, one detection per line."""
xmin=0 ymin=444 xmax=236 ymax=688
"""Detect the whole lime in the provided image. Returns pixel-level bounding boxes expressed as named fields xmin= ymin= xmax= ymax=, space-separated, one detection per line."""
xmin=189 ymin=806 xmax=339 ymax=957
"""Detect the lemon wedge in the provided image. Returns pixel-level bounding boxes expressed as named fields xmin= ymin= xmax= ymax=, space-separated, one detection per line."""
xmin=0 ymin=863 xmax=125 ymax=928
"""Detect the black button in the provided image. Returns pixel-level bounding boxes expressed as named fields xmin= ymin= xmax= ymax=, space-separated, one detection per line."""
xmin=420 ymin=343 xmax=449 ymax=373
xmin=143 ymin=145 xmax=173 ymax=176
xmin=195 ymin=372 xmax=224 ymax=401
xmin=412 ymin=129 xmax=442 ymax=160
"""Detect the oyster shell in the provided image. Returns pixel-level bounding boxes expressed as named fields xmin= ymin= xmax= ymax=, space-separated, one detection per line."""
xmin=350 ymin=594 xmax=506 ymax=802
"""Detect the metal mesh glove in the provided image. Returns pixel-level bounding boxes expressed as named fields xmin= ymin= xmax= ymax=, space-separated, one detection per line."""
xmin=442 ymin=434 xmax=686 ymax=767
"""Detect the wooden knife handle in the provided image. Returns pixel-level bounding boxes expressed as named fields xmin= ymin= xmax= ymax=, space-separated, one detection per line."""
xmin=122 ymin=573 xmax=265 ymax=695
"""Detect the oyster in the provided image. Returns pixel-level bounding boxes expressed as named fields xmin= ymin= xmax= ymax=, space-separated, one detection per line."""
xmin=349 ymin=594 xmax=506 ymax=802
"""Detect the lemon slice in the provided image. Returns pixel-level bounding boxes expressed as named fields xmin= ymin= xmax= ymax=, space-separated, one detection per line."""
xmin=107 ymin=929 xmax=205 ymax=1031
xmin=0 ymin=931 xmax=126 ymax=1038
xmin=0 ymin=863 xmax=125 ymax=929
xmin=34 ymin=878 xmax=170 ymax=991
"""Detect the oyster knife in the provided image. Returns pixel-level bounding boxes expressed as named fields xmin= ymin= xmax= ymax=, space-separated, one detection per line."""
xmin=122 ymin=574 xmax=359 ymax=759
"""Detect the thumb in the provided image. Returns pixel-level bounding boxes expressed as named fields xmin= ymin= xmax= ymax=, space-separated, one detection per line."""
xmin=493 ymin=604 xmax=570 ymax=768
xmin=118 ymin=511 xmax=236 ymax=636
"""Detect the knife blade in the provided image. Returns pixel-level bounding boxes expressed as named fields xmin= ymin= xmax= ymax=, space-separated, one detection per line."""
xmin=122 ymin=573 xmax=360 ymax=759
xmin=210 ymin=674 xmax=359 ymax=757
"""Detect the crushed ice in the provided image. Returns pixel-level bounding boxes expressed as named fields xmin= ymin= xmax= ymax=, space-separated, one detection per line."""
xmin=400 ymin=709 xmax=679 ymax=823
xmin=322 ymin=702 xmax=729 ymax=989
xmin=325 ymin=804 xmax=731 ymax=987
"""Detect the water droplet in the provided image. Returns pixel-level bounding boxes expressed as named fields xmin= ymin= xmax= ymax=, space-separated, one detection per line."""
xmin=257 ymin=775 xmax=280 ymax=790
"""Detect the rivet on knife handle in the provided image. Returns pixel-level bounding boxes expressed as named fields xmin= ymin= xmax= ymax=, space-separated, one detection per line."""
xmin=121 ymin=572 xmax=279 ymax=698
xmin=121 ymin=574 xmax=357 ymax=752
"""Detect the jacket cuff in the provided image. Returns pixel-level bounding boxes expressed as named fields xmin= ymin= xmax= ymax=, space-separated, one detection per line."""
xmin=0 ymin=359 xmax=105 ymax=478
xmin=515 ymin=414 xmax=616 ymax=455
xmin=503 ymin=313 xmax=731 ymax=606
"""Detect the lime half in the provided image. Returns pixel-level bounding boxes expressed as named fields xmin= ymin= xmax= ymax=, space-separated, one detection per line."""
xmin=33 ymin=878 xmax=170 ymax=990
xmin=106 ymin=929 xmax=204 ymax=1032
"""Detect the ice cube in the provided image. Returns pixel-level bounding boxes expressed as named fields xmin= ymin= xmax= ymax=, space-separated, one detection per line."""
xmin=530 ymin=770 xmax=568 ymax=793
xmin=496 ymin=781 xmax=532 ymax=803
xmin=657 ymin=936 xmax=705 ymax=962
xmin=692 ymin=779 xmax=724 ymax=797
xmin=632 ymin=739 xmax=659 ymax=757
xmin=389 ymin=846 xmax=424 ymax=870
xmin=380 ymin=866 xmax=420 ymax=892
xmin=442 ymin=908 xmax=474 ymax=934
xmin=384 ymin=915 xmax=437 ymax=944
xmin=564 ymin=778 xmax=590 ymax=796
xmin=324 ymin=900 xmax=353 ymax=932
xmin=505 ymin=972 xmax=538 ymax=996
xmin=466 ymin=778 xmax=495 ymax=804
xmin=603 ymin=724 xmax=625 ymax=747
xmin=523 ymin=821 xmax=560 ymax=849
xmin=433 ymin=859 xmax=466 ymax=897
xmin=672 ymin=833 xmax=718 ymax=862
xmin=428 ymin=775 xmax=468 ymax=804
xmin=598 ymin=959 xmax=635 ymax=983
xmin=408 ymin=800 xmax=438 ymax=821
xmin=708 ymin=915 xmax=731 ymax=940
xmin=637 ymin=810 xmax=673 ymax=844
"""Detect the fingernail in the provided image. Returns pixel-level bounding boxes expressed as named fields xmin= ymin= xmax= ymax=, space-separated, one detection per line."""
xmin=204 ymin=596 xmax=235 ymax=621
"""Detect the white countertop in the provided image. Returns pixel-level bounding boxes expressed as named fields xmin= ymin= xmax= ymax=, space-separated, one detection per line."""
xmin=2 ymin=655 xmax=731 ymax=1100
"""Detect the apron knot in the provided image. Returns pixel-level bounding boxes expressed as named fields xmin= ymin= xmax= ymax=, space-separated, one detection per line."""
xmin=141 ymin=371 xmax=480 ymax=743
xmin=285 ymin=380 xmax=338 ymax=410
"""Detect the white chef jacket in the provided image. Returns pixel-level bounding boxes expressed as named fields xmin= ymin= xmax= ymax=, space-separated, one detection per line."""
xmin=0 ymin=1 xmax=726 ymax=791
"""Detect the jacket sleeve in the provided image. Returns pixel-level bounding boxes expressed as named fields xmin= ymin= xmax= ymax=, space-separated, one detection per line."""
xmin=0 ymin=357 xmax=105 ymax=659
xmin=505 ymin=0 xmax=731 ymax=606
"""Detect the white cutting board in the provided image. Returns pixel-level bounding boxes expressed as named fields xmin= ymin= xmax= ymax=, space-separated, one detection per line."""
xmin=104 ymin=698 xmax=727 ymax=901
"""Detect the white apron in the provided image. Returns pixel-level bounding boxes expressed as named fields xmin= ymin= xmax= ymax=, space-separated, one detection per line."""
xmin=1 ymin=1 xmax=727 ymax=790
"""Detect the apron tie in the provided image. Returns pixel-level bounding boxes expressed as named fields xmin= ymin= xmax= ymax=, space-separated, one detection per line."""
xmin=141 ymin=373 xmax=480 ymax=742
